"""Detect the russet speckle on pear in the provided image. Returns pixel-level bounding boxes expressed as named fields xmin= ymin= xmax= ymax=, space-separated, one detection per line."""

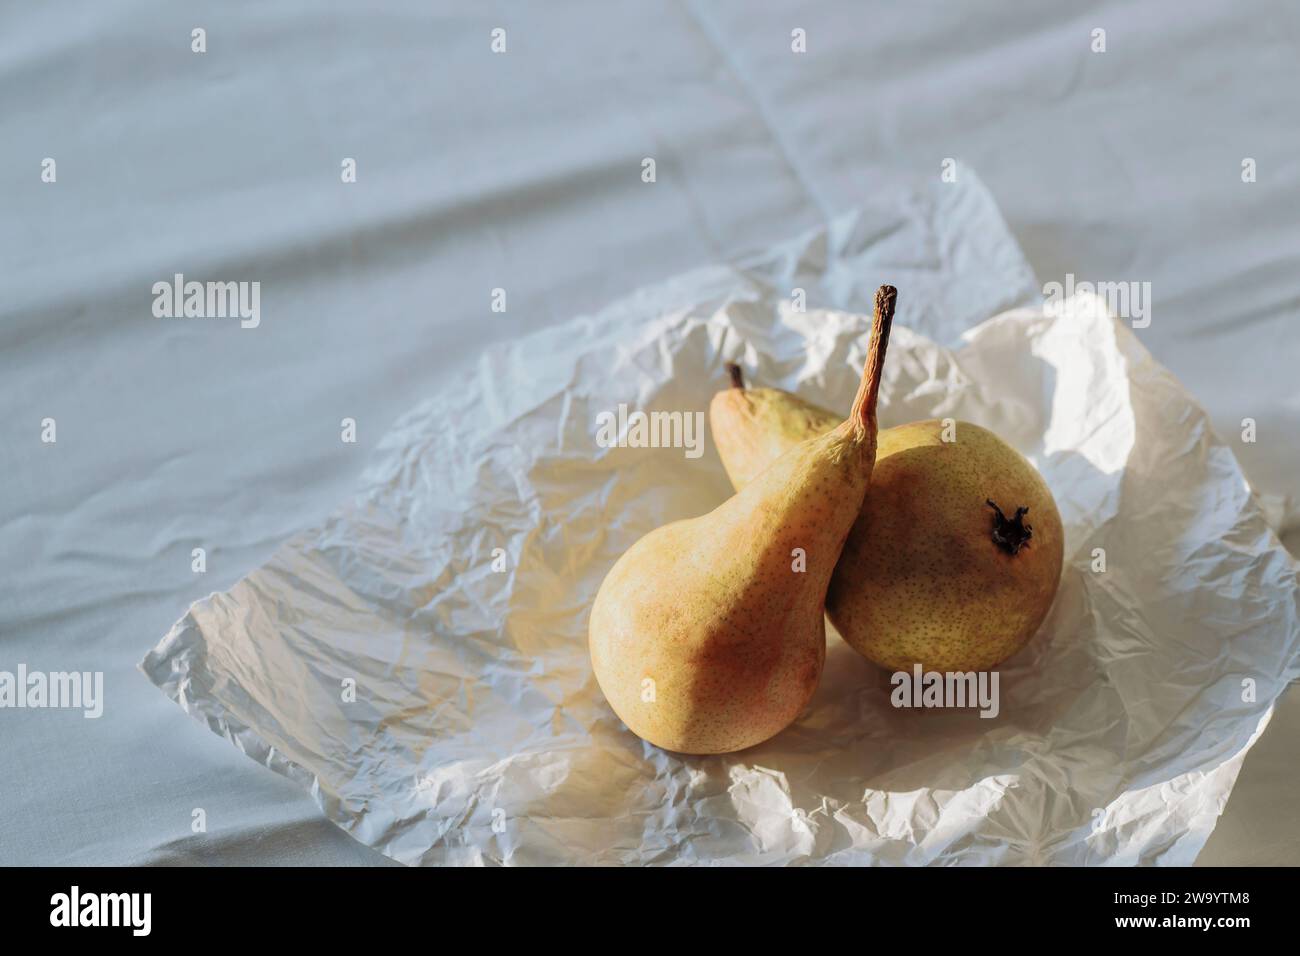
xmin=589 ymin=287 xmax=898 ymax=754
xmin=710 ymin=378 xmax=1063 ymax=673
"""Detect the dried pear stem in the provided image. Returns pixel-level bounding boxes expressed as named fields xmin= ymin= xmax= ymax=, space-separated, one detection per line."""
xmin=847 ymin=285 xmax=897 ymax=441
xmin=726 ymin=363 xmax=745 ymax=389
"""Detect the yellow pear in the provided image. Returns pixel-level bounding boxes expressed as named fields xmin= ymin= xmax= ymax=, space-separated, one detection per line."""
xmin=590 ymin=287 xmax=897 ymax=754
xmin=711 ymin=366 xmax=841 ymax=492
xmin=710 ymin=380 xmax=1063 ymax=673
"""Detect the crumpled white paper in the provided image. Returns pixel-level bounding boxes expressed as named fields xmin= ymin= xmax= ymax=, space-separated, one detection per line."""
xmin=141 ymin=175 xmax=1300 ymax=865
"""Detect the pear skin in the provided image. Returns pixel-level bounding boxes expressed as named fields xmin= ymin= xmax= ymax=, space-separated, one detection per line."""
xmin=590 ymin=287 xmax=897 ymax=754
xmin=709 ymin=366 xmax=841 ymax=492
xmin=710 ymin=384 xmax=1063 ymax=672
xmin=828 ymin=420 xmax=1063 ymax=672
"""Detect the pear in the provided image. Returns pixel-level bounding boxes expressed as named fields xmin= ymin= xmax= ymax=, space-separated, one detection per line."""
xmin=589 ymin=286 xmax=897 ymax=754
xmin=710 ymin=365 xmax=841 ymax=492
xmin=829 ymin=420 xmax=1063 ymax=671
xmin=710 ymin=383 xmax=1063 ymax=673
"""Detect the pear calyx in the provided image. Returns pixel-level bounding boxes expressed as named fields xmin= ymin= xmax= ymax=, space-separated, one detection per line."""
xmin=986 ymin=499 xmax=1033 ymax=555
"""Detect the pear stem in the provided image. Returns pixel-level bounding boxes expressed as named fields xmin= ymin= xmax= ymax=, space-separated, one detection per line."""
xmin=726 ymin=363 xmax=745 ymax=389
xmin=847 ymin=285 xmax=897 ymax=440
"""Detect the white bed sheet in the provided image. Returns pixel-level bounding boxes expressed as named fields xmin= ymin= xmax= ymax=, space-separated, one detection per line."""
xmin=2 ymin=1 xmax=1297 ymax=866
